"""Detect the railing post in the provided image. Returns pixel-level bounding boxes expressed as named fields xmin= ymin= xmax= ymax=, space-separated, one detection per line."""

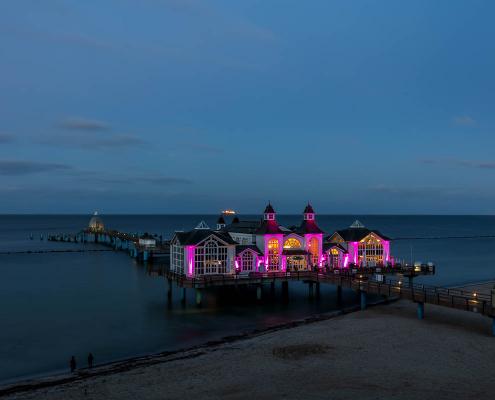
xmin=417 ymin=302 xmax=424 ymax=320
xmin=360 ymin=291 xmax=367 ymax=311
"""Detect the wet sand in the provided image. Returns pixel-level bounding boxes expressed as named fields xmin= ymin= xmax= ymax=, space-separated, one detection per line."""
xmin=2 ymin=300 xmax=495 ymax=400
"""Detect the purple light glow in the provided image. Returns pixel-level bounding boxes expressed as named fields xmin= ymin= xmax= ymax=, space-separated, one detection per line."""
xmin=186 ymin=245 xmax=195 ymax=276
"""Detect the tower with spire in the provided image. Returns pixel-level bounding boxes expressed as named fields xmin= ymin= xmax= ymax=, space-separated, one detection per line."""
xmin=216 ymin=215 xmax=226 ymax=230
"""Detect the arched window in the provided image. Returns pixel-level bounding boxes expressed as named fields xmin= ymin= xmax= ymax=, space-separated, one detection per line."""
xmin=268 ymin=238 xmax=279 ymax=271
xmin=194 ymin=238 xmax=228 ymax=275
xmin=358 ymin=235 xmax=384 ymax=265
xmin=330 ymin=248 xmax=339 ymax=268
xmin=308 ymin=237 xmax=319 ymax=266
xmin=284 ymin=237 xmax=302 ymax=249
xmin=205 ymin=241 xmax=218 ymax=274
xmin=241 ymin=251 xmax=254 ymax=271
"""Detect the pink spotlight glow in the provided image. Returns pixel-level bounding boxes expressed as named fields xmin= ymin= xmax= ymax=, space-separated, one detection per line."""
xmin=186 ymin=245 xmax=195 ymax=276
xmin=343 ymin=254 xmax=349 ymax=268
xmin=235 ymin=260 xmax=240 ymax=270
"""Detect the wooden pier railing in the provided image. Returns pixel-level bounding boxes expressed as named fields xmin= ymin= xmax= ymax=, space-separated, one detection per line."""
xmin=165 ymin=270 xmax=494 ymax=318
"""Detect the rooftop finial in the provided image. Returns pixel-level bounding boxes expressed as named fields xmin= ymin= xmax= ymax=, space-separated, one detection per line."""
xmin=350 ymin=220 xmax=365 ymax=228
xmin=195 ymin=221 xmax=210 ymax=230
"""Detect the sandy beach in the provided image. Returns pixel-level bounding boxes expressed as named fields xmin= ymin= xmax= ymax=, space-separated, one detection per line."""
xmin=2 ymin=300 xmax=495 ymax=400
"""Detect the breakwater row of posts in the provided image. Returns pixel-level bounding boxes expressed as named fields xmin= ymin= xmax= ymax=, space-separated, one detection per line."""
xmin=47 ymin=230 xmax=170 ymax=263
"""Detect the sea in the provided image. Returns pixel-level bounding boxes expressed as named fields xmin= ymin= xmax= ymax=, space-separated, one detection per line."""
xmin=0 ymin=214 xmax=494 ymax=383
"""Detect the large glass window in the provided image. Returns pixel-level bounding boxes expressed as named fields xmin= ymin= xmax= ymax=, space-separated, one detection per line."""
xmin=171 ymin=241 xmax=183 ymax=273
xmin=268 ymin=238 xmax=279 ymax=271
xmin=329 ymin=248 xmax=339 ymax=268
xmin=194 ymin=238 xmax=228 ymax=275
xmin=358 ymin=235 xmax=384 ymax=265
xmin=309 ymin=237 xmax=319 ymax=266
xmin=241 ymin=251 xmax=254 ymax=271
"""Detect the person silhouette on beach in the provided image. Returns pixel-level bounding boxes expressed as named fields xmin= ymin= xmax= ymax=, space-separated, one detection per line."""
xmin=88 ymin=353 xmax=94 ymax=368
xmin=70 ymin=356 xmax=76 ymax=373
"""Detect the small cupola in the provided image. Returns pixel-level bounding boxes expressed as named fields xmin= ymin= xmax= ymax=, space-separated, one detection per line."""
xmin=216 ymin=215 xmax=226 ymax=230
xmin=263 ymin=202 xmax=276 ymax=221
xmin=303 ymin=203 xmax=315 ymax=221
xmin=350 ymin=220 xmax=365 ymax=228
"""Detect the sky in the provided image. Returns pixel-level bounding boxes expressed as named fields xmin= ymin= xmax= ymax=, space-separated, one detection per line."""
xmin=1 ymin=0 xmax=494 ymax=214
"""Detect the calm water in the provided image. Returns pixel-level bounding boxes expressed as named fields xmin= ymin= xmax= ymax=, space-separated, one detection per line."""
xmin=1 ymin=215 xmax=494 ymax=383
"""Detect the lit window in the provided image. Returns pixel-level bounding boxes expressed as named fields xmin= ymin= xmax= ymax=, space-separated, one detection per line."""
xmin=308 ymin=237 xmax=319 ymax=265
xmin=284 ymin=237 xmax=302 ymax=249
xmin=268 ymin=238 xmax=279 ymax=270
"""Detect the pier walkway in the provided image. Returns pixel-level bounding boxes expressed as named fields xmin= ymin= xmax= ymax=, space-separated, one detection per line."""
xmin=166 ymin=270 xmax=495 ymax=329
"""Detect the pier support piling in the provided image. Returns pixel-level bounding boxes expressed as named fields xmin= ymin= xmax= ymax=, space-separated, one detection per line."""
xmin=167 ymin=279 xmax=172 ymax=302
xmin=256 ymin=285 xmax=262 ymax=301
xmin=417 ymin=302 xmax=425 ymax=320
xmin=336 ymin=285 xmax=342 ymax=305
xmin=195 ymin=289 xmax=202 ymax=307
xmin=315 ymin=282 xmax=320 ymax=300
xmin=282 ymin=281 xmax=289 ymax=302
xmin=360 ymin=291 xmax=367 ymax=311
xmin=181 ymin=288 xmax=186 ymax=305
xmin=308 ymin=282 xmax=314 ymax=300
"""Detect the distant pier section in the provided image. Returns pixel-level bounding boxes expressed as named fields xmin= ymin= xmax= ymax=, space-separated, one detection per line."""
xmin=48 ymin=212 xmax=170 ymax=263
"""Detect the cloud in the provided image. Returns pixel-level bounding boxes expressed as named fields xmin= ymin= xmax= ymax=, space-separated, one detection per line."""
xmin=38 ymin=128 xmax=146 ymax=149
xmin=453 ymin=115 xmax=476 ymax=126
xmin=0 ymin=160 xmax=72 ymax=175
xmin=420 ymin=158 xmax=495 ymax=169
xmin=369 ymin=184 xmax=452 ymax=197
xmin=59 ymin=117 xmax=110 ymax=131
xmin=0 ymin=133 xmax=15 ymax=144
xmin=73 ymin=172 xmax=193 ymax=185
xmin=180 ymin=142 xmax=223 ymax=154
xmin=142 ymin=176 xmax=193 ymax=185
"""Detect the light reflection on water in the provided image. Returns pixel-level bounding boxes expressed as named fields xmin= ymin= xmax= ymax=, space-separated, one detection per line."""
xmin=0 ymin=214 xmax=494 ymax=383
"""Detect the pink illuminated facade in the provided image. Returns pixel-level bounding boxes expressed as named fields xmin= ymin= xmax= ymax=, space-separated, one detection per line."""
xmin=170 ymin=206 xmax=393 ymax=277
xmin=327 ymin=220 xmax=392 ymax=267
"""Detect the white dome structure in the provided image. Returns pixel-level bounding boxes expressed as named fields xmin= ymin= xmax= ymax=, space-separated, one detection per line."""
xmin=88 ymin=211 xmax=104 ymax=233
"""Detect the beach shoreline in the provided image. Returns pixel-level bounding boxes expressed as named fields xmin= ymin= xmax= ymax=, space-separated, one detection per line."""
xmin=0 ymin=299 xmax=383 ymax=397
xmin=3 ymin=299 xmax=495 ymax=399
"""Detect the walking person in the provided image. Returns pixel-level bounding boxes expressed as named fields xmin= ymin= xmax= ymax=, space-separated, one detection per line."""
xmin=88 ymin=352 xmax=94 ymax=369
xmin=70 ymin=356 xmax=76 ymax=373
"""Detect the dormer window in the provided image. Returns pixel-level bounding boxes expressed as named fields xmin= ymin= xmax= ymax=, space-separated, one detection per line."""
xmin=265 ymin=213 xmax=275 ymax=221
xmin=304 ymin=213 xmax=314 ymax=221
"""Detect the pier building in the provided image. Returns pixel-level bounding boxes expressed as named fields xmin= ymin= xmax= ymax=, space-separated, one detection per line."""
xmin=88 ymin=212 xmax=104 ymax=233
xmin=139 ymin=233 xmax=157 ymax=249
xmin=327 ymin=220 xmax=391 ymax=267
xmin=170 ymin=203 xmax=393 ymax=277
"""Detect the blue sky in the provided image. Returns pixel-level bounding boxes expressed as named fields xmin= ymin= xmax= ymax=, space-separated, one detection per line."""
xmin=1 ymin=0 xmax=494 ymax=214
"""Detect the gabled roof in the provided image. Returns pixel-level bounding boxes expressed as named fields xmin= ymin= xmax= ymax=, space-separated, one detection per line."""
xmin=235 ymin=245 xmax=263 ymax=255
xmin=294 ymin=220 xmax=325 ymax=235
xmin=264 ymin=203 xmax=275 ymax=214
xmin=323 ymin=242 xmax=348 ymax=253
xmin=255 ymin=220 xmax=285 ymax=234
xmin=303 ymin=203 xmax=315 ymax=214
xmin=221 ymin=219 xmax=261 ymax=234
xmin=331 ymin=228 xmax=390 ymax=242
xmin=173 ymin=229 xmax=237 ymax=246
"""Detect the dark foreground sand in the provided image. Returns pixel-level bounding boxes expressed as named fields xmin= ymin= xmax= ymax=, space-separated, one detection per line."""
xmin=3 ymin=300 xmax=495 ymax=400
